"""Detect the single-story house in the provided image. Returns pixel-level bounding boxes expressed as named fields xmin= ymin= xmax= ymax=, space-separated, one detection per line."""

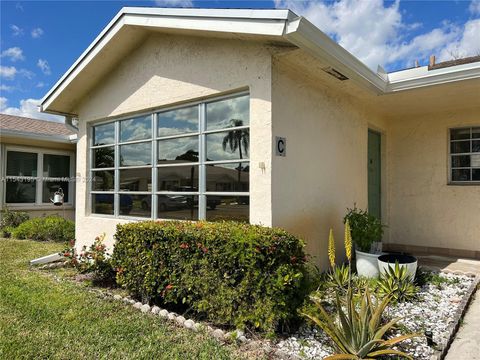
xmin=39 ymin=7 xmax=480 ymax=267
xmin=0 ymin=114 xmax=77 ymax=220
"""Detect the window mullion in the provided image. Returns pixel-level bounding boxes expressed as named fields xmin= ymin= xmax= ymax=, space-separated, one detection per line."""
xmin=114 ymin=121 xmax=120 ymax=217
xmin=37 ymin=153 xmax=43 ymax=204
xmin=152 ymin=113 xmax=158 ymax=219
xmin=199 ymin=103 xmax=206 ymax=220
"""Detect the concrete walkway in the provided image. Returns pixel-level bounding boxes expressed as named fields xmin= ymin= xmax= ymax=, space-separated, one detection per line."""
xmin=445 ymin=291 xmax=480 ymax=360
xmin=417 ymin=254 xmax=480 ymax=276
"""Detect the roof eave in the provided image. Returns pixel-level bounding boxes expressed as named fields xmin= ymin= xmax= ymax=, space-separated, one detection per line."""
xmin=0 ymin=129 xmax=78 ymax=144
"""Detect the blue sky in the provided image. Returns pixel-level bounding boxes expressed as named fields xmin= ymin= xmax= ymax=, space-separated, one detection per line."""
xmin=1 ymin=0 xmax=479 ymax=122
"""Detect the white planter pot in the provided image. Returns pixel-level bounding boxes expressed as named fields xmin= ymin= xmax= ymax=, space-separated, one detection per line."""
xmin=355 ymin=249 xmax=383 ymax=278
xmin=377 ymin=254 xmax=418 ymax=282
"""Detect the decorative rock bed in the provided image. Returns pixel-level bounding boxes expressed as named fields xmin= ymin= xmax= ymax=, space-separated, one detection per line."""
xmin=276 ymin=271 xmax=479 ymax=360
xmin=36 ymin=261 xmax=478 ymax=360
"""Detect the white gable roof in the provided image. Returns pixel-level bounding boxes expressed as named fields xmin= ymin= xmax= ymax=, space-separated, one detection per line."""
xmin=40 ymin=7 xmax=480 ymax=116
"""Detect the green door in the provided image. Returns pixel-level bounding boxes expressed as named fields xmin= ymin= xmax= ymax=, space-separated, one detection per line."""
xmin=368 ymin=130 xmax=381 ymax=219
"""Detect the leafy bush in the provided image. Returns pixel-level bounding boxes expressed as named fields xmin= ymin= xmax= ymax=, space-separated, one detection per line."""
xmin=344 ymin=205 xmax=384 ymax=253
xmin=61 ymin=235 xmax=115 ymax=284
xmin=11 ymin=215 xmax=74 ymax=242
xmin=0 ymin=208 xmax=29 ymax=237
xmin=112 ymin=220 xmax=308 ymax=332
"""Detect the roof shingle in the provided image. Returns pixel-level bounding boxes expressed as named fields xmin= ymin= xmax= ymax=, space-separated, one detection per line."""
xmin=0 ymin=113 xmax=75 ymax=137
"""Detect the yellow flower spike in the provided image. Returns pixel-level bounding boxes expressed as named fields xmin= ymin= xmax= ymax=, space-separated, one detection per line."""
xmin=344 ymin=219 xmax=352 ymax=262
xmin=328 ymin=229 xmax=335 ymax=268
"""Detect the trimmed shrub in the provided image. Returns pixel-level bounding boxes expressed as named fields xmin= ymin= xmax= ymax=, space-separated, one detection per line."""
xmin=0 ymin=208 xmax=29 ymax=237
xmin=11 ymin=215 xmax=74 ymax=242
xmin=112 ymin=221 xmax=308 ymax=332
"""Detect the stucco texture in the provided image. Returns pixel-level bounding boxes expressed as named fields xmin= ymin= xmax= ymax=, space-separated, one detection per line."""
xmin=271 ymin=58 xmax=388 ymax=268
xmin=74 ymin=34 xmax=274 ymax=250
xmin=71 ymin=31 xmax=479 ymax=264
xmin=387 ymin=107 xmax=480 ymax=254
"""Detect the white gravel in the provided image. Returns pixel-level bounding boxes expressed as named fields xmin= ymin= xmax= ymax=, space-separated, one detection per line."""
xmin=276 ymin=272 xmax=474 ymax=360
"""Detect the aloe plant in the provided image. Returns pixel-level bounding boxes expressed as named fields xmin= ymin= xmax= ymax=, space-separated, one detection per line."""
xmin=302 ymin=224 xmax=419 ymax=359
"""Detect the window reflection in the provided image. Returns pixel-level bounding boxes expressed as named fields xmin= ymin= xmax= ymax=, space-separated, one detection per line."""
xmin=120 ymin=142 xmax=151 ymax=166
xmin=119 ymin=194 xmax=151 ymax=217
xmin=93 ymin=147 xmax=114 ymax=168
xmin=158 ymin=136 xmax=198 ymax=164
xmin=120 ymin=168 xmax=152 ymax=191
xmin=157 ymin=166 xmax=199 ymax=191
xmin=206 ymin=196 xmax=249 ymax=222
xmin=44 ymin=154 xmax=70 ymax=177
xmin=206 ymin=95 xmax=249 ymax=130
xmin=120 ymin=115 xmax=151 ymax=142
xmin=92 ymin=170 xmax=114 ymax=191
xmin=7 ymin=151 xmax=37 ymax=176
xmin=92 ymin=194 xmax=114 ymax=215
xmin=206 ymin=163 xmax=249 ymax=192
xmin=158 ymin=195 xmax=198 ymax=220
xmin=158 ymin=106 xmax=198 ymax=137
xmin=6 ymin=181 xmax=36 ymax=203
xmin=93 ymin=122 xmax=115 ymax=146
xmin=206 ymin=129 xmax=249 ymax=161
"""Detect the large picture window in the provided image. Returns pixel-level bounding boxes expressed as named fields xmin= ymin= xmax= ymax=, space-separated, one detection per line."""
xmin=90 ymin=92 xmax=250 ymax=221
xmin=5 ymin=149 xmax=74 ymax=205
xmin=450 ymin=127 xmax=480 ymax=183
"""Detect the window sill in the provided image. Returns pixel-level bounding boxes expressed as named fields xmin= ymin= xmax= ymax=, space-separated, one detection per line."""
xmin=4 ymin=204 xmax=75 ymax=210
xmin=447 ymin=182 xmax=480 ymax=186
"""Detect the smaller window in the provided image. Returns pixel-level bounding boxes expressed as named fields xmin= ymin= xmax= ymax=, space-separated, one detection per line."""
xmin=450 ymin=127 xmax=480 ymax=183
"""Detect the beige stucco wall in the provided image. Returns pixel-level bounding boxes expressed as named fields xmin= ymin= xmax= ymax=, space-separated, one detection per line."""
xmin=271 ymin=59 xmax=389 ymax=268
xmin=387 ymin=106 xmax=480 ymax=254
xmin=73 ymin=33 xmax=275 ymax=250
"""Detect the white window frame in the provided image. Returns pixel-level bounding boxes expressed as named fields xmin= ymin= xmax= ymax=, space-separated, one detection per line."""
xmin=88 ymin=91 xmax=250 ymax=221
xmin=3 ymin=145 xmax=75 ymax=207
xmin=449 ymin=126 xmax=480 ymax=185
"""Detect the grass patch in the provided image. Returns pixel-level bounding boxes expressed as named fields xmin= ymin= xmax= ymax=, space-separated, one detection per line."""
xmin=0 ymin=239 xmax=243 ymax=359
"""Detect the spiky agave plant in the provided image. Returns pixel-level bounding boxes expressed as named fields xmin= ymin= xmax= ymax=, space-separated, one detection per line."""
xmin=303 ymin=287 xmax=418 ymax=359
xmin=302 ymin=224 xmax=419 ymax=359
xmin=377 ymin=262 xmax=419 ymax=303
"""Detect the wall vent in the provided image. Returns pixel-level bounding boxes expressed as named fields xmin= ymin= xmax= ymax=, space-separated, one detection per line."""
xmin=322 ymin=67 xmax=349 ymax=81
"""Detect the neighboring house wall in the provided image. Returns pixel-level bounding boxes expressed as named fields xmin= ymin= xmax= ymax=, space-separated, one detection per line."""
xmin=73 ymin=34 xmax=275 ymax=250
xmin=0 ymin=136 xmax=75 ymax=221
xmin=271 ymin=58 xmax=389 ymax=268
xmin=387 ymin=106 xmax=480 ymax=257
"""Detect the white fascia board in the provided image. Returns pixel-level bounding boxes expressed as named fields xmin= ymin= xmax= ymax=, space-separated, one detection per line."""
xmin=0 ymin=129 xmax=77 ymax=144
xmin=40 ymin=8 xmax=294 ymax=115
xmin=124 ymin=13 xmax=287 ymax=37
xmin=387 ymin=62 xmax=480 ymax=92
xmin=122 ymin=7 xmax=295 ymax=20
xmin=284 ymin=17 xmax=387 ymax=94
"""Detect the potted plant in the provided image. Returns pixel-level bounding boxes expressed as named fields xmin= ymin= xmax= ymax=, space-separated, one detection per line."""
xmin=378 ymin=254 xmax=418 ymax=282
xmin=344 ymin=206 xmax=384 ymax=278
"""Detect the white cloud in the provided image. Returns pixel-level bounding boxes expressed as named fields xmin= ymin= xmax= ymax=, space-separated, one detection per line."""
xmin=31 ymin=27 xmax=44 ymax=38
xmin=0 ymin=97 xmax=64 ymax=122
xmin=470 ymin=0 xmax=480 ymax=15
xmin=154 ymin=0 xmax=193 ymax=7
xmin=37 ymin=59 xmax=51 ymax=75
xmin=0 ymin=66 xmax=17 ymax=80
xmin=10 ymin=24 xmax=24 ymax=36
xmin=0 ymin=84 xmax=15 ymax=92
xmin=36 ymin=81 xmax=46 ymax=88
xmin=438 ymin=19 xmax=480 ymax=60
xmin=0 ymin=47 xmax=25 ymax=62
xmin=275 ymin=0 xmax=480 ymax=70
xmin=0 ymin=97 xmax=7 ymax=111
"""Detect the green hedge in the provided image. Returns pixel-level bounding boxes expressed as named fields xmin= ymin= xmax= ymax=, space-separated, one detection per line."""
xmin=0 ymin=208 xmax=29 ymax=237
xmin=112 ymin=221 xmax=308 ymax=332
xmin=11 ymin=216 xmax=75 ymax=242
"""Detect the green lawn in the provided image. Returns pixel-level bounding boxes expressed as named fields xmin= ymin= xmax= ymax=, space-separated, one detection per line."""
xmin=0 ymin=239 xmax=243 ymax=360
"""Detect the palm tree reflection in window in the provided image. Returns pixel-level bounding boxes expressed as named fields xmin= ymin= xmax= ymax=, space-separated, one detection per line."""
xmin=222 ymin=119 xmax=249 ymax=190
